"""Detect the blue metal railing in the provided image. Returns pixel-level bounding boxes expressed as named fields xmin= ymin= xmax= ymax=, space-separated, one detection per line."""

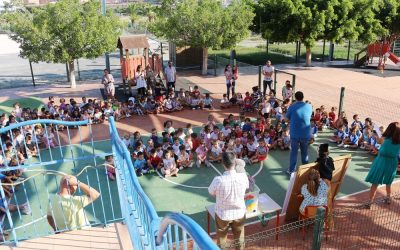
xmin=108 ymin=117 xmax=218 ymax=250
xmin=0 ymin=119 xmax=121 ymax=245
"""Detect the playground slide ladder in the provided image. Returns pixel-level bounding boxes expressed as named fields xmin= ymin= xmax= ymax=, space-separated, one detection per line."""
xmin=353 ymin=46 xmax=368 ymax=67
xmin=392 ymin=39 xmax=400 ymax=56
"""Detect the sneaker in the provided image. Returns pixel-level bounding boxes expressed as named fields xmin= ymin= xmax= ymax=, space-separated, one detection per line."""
xmin=329 ymin=139 xmax=336 ymax=143
xmin=360 ymin=145 xmax=365 ymax=149
xmin=196 ymin=160 xmax=201 ymax=168
xmin=205 ymin=160 xmax=211 ymax=167
xmin=179 ymin=166 xmax=184 ymax=170
xmin=285 ymin=170 xmax=294 ymax=176
xmin=188 ymin=162 xmax=194 ymax=168
xmin=142 ymin=169 xmax=149 ymax=174
xmin=343 ymin=145 xmax=349 ymax=148
xmin=126 ymin=114 xmax=131 ymax=118
xmin=337 ymin=143 xmax=344 ymax=147
xmin=243 ymin=157 xmax=250 ymax=164
xmin=15 ymin=177 xmax=25 ymax=183
xmin=137 ymin=171 xmax=143 ymax=177
xmin=20 ymin=203 xmax=32 ymax=215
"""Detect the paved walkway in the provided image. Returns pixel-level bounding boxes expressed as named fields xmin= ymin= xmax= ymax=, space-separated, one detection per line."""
xmin=0 ymin=223 xmax=133 ymax=250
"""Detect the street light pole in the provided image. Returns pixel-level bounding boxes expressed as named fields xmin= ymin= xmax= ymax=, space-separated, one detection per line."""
xmin=101 ymin=0 xmax=110 ymax=72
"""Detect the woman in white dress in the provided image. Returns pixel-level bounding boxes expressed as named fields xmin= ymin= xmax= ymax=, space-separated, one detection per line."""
xmin=102 ymin=69 xmax=115 ymax=100
xmin=135 ymin=65 xmax=147 ymax=96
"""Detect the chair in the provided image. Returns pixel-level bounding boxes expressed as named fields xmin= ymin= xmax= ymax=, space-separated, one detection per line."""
xmin=299 ymin=205 xmax=329 ymax=240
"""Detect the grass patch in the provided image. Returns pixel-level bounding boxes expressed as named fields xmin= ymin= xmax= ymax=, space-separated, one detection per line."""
xmin=210 ymin=41 xmax=366 ymax=66
xmin=0 ymin=97 xmax=44 ymax=114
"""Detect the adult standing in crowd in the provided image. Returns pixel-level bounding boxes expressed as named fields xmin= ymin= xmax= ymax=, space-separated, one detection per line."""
xmin=102 ymin=69 xmax=115 ymax=101
xmin=47 ymin=175 xmax=100 ymax=232
xmin=262 ymin=60 xmax=274 ymax=96
xmin=224 ymin=64 xmax=233 ymax=99
xmin=208 ymin=152 xmax=249 ymax=249
xmin=231 ymin=65 xmax=239 ymax=97
xmin=285 ymin=91 xmax=313 ymax=174
xmin=164 ymin=61 xmax=176 ymax=94
xmin=365 ymin=122 xmax=400 ymax=208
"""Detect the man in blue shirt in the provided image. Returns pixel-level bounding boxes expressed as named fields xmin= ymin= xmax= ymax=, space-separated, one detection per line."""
xmin=285 ymin=91 xmax=313 ymax=174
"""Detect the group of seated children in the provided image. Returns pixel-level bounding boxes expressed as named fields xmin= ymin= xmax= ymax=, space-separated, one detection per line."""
xmin=122 ymin=113 xmax=293 ymax=178
xmin=0 ymin=83 xmax=235 ymax=129
xmin=329 ymin=113 xmax=383 ymax=154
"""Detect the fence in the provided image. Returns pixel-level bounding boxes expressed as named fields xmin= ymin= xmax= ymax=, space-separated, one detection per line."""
xmin=221 ymin=193 xmax=400 ymax=249
xmin=0 ymin=119 xmax=121 ymax=244
xmin=0 ymin=51 xmax=122 ymax=89
xmin=321 ymin=193 xmax=400 ymax=249
xmin=221 ymin=208 xmax=326 ymax=250
xmin=108 ymin=116 xmax=218 ymax=250
xmin=0 ymin=118 xmax=218 ymax=249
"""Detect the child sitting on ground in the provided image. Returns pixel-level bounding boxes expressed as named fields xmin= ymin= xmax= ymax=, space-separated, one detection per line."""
xmin=339 ymin=127 xmax=359 ymax=149
xmin=195 ymin=140 xmax=209 ymax=167
xmin=203 ymin=93 xmax=213 ymax=110
xmin=133 ymin=152 xmax=148 ymax=176
xmin=177 ymin=145 xmax=192 ymax=170
xmin=250 ymin=139 xmax=268 ymax=164
xmin=220 ymin=94 xmax=231 ymax=109
xmin=209 ymin=141 xmax=223 ymax=163
xmin=147 ymin=148 xmax=162 ymax=172
xmin=161 ymin=150 xmax=179 ymax=177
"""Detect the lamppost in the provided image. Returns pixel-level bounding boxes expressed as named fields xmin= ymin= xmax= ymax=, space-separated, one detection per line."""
xmin=101 ymin=0 xmax=110 ymax=72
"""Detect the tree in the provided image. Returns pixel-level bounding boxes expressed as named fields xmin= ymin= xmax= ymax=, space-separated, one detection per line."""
xmin=6 ymin=0 xmax=124 ymax=88
xmin=150 ymin=0 xmax=254 ymax=75
xmin=253 ymin=0 xmax=391 ymax=66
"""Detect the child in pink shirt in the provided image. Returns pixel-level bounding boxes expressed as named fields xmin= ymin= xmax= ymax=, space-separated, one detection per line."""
xmin=195 ymin=141 xmax=209 ymax=168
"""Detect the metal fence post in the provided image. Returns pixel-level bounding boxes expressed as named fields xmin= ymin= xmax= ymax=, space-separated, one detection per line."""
xmin=77 ymin=59 xmax=81 ymax=81
xmin=292 ymin=74 xmax=296 ymax=101
xmin=347 ymin=41 xmax=351 ymax=61
xmin=258 ymin=65 xmax=262 ymax=90
xmin=339 ymin=87 xmax=345 ymax=114
xmin=312 ymin=207 xmax=326 ymax=250
xmin=214 ymin=54 xmax=217 ymax=76
xmin=273 ymin=69 xmax=277 ymax=91
xmin=29 ymin=60 xmax=36 ymax=87
xmin=66 ymin=63 xmax=70 ymax=82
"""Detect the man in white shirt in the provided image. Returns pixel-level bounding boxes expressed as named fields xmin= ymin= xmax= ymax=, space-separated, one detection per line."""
xmin=164 ymin=61 xmax=176 ymax=95
xmin=208 ymin=152 xmax=249 ymax=249
xmin=262 ymin=60 xmax=274 ymax=96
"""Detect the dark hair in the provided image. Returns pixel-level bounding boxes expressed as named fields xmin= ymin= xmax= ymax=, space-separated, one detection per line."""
xmin=222 ymin=152 xmax=235 ymax=169
xmin=137 ymin=152 xmax=144 ymax=157
xmin=382 ymin=122 xmax=400 ymax=144
xmin=294 ymin=91 xmax=304 ymax=101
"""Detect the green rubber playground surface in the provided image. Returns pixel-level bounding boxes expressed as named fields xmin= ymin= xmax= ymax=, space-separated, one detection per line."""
xmin=6 ymin=141 xmax=120 ymax=241
xmin=8 ymin=129 xmax=395 ymax=240
xmin=136 ymin=131 xmax=387 ymax=231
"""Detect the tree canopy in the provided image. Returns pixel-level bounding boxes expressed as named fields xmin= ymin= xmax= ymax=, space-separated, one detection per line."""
xmin=150 ymin=0 xmax=254 ymax=74
xmin=6 ymin=0 xmax=124 ymax=87
xmin=254 ymin=0 xmax=400 ymax=66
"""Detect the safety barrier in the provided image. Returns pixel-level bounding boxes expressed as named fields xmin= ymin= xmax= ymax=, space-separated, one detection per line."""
xmin=0 ymin=118 xmax=217 ymax=249
xmin=0 ymin=119 xmax=121 ymax=244
xmin=109 ymin=117 xmax=218 ymax=249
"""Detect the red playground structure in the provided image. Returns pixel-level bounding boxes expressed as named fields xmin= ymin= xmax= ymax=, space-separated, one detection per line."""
xmin=365 ymin=40 xmax=400 ymax=69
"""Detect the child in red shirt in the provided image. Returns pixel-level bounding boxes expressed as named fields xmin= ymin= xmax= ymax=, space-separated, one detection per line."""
xmin=328 ymin=107 xmax=337 ymax=127
xmin=191 ymin=133 xmax=201 ymax=152
xmin=243 ymin=92 xmax=252 ymax=111
xmin=147 ymin=149 xmax=162 ymax=171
